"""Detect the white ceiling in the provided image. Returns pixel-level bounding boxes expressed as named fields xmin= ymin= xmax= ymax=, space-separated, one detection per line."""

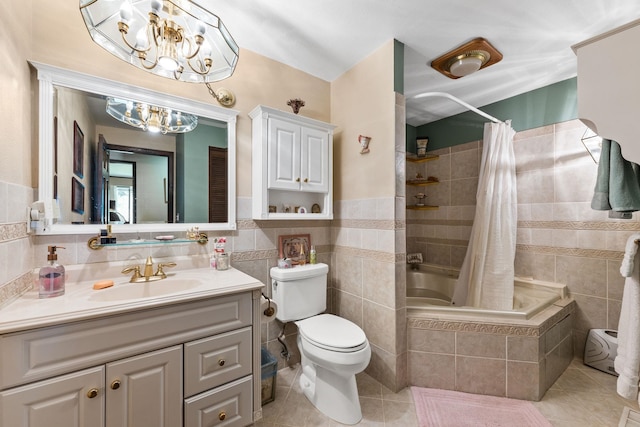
xmin=203 ymin=0 xmax=640 ymax=126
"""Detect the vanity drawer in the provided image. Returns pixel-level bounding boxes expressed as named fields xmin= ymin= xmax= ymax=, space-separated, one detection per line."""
xmin=0 ymin=293 xmax=251 ymax=389
xmin=184 ymin=375 xmax=252 ymax=427
xmin=184 ymin=327 xmax=252 ymax=398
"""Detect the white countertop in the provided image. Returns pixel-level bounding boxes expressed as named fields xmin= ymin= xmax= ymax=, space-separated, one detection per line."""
xmin=0 ymin=266 xmax=264 ymax=334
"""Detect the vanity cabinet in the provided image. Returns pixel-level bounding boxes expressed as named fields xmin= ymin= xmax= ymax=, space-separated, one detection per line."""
xmin=0 ymin=292 xmax=259 ymax=427
xmin=250 ymin=105 xmax=335 ymax=220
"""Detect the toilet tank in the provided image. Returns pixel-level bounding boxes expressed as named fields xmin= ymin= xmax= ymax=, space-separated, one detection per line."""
xmin=270 ymin=263 xmax=329 ymax=322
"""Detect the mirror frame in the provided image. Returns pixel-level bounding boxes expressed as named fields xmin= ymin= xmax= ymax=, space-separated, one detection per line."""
xmin=30 ymin=61 xmax=238 ymax=235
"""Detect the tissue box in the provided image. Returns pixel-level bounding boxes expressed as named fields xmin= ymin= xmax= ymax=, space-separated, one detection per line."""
xmin=261 ymin=348 xmax=278 ymax=405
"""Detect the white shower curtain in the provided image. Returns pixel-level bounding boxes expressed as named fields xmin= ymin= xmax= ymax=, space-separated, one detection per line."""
xmin=451 ymin=120 xmax=517 ymax=310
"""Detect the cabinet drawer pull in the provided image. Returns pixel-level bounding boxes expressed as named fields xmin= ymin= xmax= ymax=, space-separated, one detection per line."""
xmin=218 ymin=359 xmax=226 ymax=367
xmin=87 ymin=388 xmax=99 ymax=399
xmin=218 ymin=411 xmax=226 ymax=421
xmin=110 ymin=380 xmax=121 ymax=390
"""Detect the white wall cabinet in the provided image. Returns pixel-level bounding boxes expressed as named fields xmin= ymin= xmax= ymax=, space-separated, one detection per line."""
xmin=250 ymin=105 xmax=335 ymax=220
xmin=573 ymin=18 xmax=640 ymax=164
xmin=0 ymin=292 xmax=259 ymax=427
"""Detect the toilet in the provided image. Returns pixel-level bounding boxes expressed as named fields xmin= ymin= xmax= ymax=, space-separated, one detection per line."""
xmin=270 ymin=263 xmax=371 ymax=425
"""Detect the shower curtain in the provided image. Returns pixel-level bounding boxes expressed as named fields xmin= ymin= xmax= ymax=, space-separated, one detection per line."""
xmin=451 ymin=120 xmax=517 ymax=310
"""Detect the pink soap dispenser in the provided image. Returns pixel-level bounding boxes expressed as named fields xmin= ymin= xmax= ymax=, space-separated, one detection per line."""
xmin=39 ymin=245 xmax=66 ymax=298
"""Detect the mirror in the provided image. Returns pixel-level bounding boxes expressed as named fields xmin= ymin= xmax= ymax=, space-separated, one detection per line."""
xmin=31 ymin=61 xmax=238 ymax=234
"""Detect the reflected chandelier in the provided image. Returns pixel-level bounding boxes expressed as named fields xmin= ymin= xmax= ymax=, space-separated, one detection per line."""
xmin=106 ymin=97 xmax=198 ymax=134
xmin=79 ymin=0 xmax=238 ymax=104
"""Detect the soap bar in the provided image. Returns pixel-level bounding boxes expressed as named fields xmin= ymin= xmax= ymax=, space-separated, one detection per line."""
xmin=93 ymin=280 xmax=114 ymax=290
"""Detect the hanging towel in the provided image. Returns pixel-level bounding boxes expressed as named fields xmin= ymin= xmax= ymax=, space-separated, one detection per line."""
xmin=591 ymin=140 xmax=640 ymax=212
xmin=615 ymin=233 xmax=640 ymax=402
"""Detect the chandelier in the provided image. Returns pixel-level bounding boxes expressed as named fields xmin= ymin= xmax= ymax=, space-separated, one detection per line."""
xmin=79 ymin=0 xmax=239 ymax=85
xmin=106 ymin=97 xmax=198 ymax=134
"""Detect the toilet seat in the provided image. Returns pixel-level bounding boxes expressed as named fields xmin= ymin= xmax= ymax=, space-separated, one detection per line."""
xmin=296 ymin=314 xmax=368 ymax=353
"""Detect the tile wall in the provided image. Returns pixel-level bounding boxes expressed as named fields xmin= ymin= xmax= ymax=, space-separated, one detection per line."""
xmin=408 ymin=299 xmax=575 ymax=400
xmin=0 ymin=181 xmax=35 ymax=308
xmin=406 ymin=119 xmax=636 ymax=356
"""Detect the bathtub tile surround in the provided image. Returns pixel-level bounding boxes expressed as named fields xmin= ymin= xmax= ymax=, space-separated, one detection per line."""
xmin=408 ymin=298 xmax=575 ymax=401
xmin=407 ymin=119 xmax=637 ymax=358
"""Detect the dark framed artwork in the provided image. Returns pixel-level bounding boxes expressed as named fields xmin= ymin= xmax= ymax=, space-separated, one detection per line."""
xmin=71 ymin=177 xmax=85 ymax=214
xmin=278 ymin=234 xmax=311 ymax=265
xmin=73 ymin=120 xmax=84 ymax=178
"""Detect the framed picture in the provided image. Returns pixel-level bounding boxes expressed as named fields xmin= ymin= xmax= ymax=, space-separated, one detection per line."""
xmin=278 ymin=234 xmax=311 ymax=265
xmin=71 ymin=177 xmax=84 ymax=214
xmin=73 ymin=120 xmax=84 ymax=178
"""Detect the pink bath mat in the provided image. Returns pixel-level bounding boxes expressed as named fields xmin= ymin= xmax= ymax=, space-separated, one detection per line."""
xmin=411 ymin=387 xmax=552 ymax=427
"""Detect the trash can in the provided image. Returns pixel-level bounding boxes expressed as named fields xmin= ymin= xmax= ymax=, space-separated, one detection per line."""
xmin=261 ymin=347 xmax=277 ymax=405
xmin=584 ymin=329 xmax=618 ymax=376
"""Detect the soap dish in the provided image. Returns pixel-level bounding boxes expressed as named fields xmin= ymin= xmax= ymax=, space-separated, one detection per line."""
xmin=155 ymin=235 xmax=175 ymax=241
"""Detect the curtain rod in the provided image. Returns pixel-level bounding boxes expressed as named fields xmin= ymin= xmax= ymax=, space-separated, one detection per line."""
xmin=413 ymin=91 xmax=503 ymax=124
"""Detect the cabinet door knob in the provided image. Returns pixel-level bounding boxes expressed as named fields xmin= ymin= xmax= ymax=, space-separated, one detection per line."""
xmin=218 ymin=411 xmax=226 ymax=421
xmin=296 ymin=177 xmax=300 ymax=182
xmin=218 ymin=359 xmax=225 ymax=367
xmin=304 ymin=178 xmax=308 ymax=183
xmin=87 ymin=388 xmax=99 ymax=399
xmin=110 ymin=380 xmax=121 ymax=390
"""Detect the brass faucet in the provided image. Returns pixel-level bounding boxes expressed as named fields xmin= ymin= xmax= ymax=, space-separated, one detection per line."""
xmin=121 ymin=256 xmax=176 ymax=283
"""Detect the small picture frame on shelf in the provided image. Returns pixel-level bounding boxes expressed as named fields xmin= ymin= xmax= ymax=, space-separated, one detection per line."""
xmin=278 ymin=234 xmax=311 ymax=265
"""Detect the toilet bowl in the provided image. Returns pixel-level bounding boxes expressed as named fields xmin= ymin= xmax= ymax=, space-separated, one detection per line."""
xmin=295 ymin=314 xmax=371 ymax=425
xmin=270 ymin=264 xmax=371 ymax=425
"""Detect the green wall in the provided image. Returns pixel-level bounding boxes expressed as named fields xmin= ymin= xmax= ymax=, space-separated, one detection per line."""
xmin=176 ymin=123 xmax=227 ymax=223
xmin=407 ymin=78 xmax=578 ymax=152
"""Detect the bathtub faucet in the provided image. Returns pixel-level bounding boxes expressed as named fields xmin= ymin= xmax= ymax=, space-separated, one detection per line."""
xmin=407 ymin=253 xmax=423 ymax=270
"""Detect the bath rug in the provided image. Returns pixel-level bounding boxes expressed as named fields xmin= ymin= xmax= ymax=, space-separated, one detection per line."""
xmin=411 ymin=387 xmax=551 ymax=427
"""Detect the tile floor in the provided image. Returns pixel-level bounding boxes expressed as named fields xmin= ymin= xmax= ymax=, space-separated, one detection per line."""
xmin=255 ymin=358 xmax=640 ymax=426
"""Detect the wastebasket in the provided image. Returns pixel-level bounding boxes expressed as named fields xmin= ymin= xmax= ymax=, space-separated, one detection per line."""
xmin=261 ymin=347 xmax=277 ymax=405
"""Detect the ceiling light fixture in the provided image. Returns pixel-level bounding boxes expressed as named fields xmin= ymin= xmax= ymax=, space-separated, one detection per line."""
xmin=79 ymin=0 xmax=238 ymax=106
xmin=106 ymin=97 xmax=198 ymax=134
xmin=431 ymin=38 xmax=503 ymax=79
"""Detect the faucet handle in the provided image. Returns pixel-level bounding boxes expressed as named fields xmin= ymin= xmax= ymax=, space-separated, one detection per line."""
xmin=155 ymin=262 xmax=177 ymax=279
xmin=121 ymin=265 xmax=142 ymax=282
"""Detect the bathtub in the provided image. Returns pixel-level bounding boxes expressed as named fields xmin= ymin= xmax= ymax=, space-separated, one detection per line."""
xmin=406 ymin=264 xmax=567 ymax=320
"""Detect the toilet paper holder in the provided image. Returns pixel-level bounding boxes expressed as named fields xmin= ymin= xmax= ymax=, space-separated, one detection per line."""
xmin=262 ymin=293 xmax=275 ymax=317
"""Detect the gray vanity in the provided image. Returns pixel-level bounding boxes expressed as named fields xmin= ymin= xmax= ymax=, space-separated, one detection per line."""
xmin=0 ymin=267 xmax=264 ymax=426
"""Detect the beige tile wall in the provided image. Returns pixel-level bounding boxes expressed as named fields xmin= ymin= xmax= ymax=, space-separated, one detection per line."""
xmin=406 ymin=119 xmax=636 ymax=356
xmin=407 ymin=300 xmax=575 ymax=400
xmin=0 ymin=181 xmax=36 ymax=308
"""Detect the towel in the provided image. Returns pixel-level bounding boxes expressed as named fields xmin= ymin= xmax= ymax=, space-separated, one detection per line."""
xmin=592 ymin=140 xmax=640 ymax=212
xmin=622 ymin=236 xmax=640 ymax=277
xmin=615 ymin=233 xmax=640 ymax=401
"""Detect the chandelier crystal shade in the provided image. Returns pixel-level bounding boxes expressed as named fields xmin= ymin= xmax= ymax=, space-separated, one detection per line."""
xmin=106 ymin=97 xmax=198 ymax=134
xmin=79 ymin=0 xmax=239 ymax=83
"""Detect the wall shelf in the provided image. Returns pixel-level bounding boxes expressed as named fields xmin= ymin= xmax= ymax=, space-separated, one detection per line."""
xmin=88 ymin=233 xmax=208 ymax=250
xmin=406 ymin=154 xmax=439 ymax=163
xmin=406 ymin=180 xmax=439 ymax=187
xmin=406 ymin=205 xmax=439 ymax=211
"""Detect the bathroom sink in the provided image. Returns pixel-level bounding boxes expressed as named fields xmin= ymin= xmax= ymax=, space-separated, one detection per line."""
xmin=89 ymin=278 xmax=203 ymax=302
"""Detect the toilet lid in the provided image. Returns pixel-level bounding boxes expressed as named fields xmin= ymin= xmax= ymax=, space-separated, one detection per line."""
xmin=297 ymin=314 xmax=367 ymax=352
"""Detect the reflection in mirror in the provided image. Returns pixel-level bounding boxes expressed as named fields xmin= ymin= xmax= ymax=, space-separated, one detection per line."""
xmin=31 ymin=61 xmax=238 ymax=234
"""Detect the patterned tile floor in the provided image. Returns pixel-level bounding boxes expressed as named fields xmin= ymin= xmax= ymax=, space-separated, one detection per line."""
xmin=256 ymin=358 xmax=639 ymax=426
